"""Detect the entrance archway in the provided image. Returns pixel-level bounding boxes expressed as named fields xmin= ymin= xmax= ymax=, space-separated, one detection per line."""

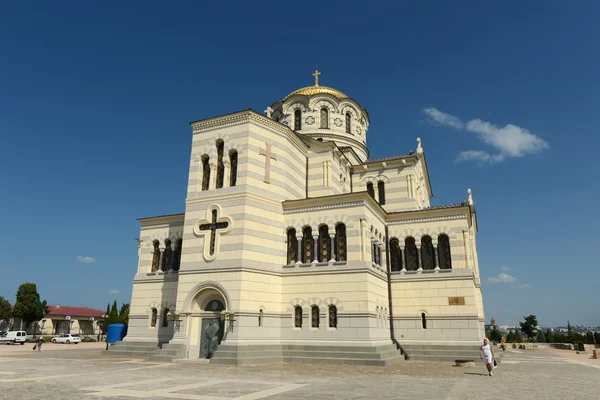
xmin=183 ymin=283 xmax=229 ymax=359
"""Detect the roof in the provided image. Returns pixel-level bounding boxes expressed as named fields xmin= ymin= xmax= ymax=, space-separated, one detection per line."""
xmin=366 ymin=152 xmax=416 ymax=163
xmin=423 ymin=202 xmax=469 ymax=210
xmin=283 ymin=85 xmax=348 ymax=101
xmin=46 ymin=305 xmax=105 ymax=318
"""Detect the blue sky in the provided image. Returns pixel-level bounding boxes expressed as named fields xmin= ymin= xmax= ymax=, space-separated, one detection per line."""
xmin=1 ymin=1 xmax=598 ymax=327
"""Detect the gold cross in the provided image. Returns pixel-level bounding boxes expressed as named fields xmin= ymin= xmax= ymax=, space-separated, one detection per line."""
xmin=312 ymin=69 xmax=321 ymax=86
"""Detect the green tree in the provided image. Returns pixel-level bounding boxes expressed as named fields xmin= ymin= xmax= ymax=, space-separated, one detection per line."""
xmin=585 ymin=331 xmax=594 ymax=344
xmin=537 ymin=329 xmax=546 ymax=343
xmin=545 ymin=329 xmax=555 ymax=343
xmin=102 ymin=303 xmax=110 ymax=334
xmin=594 ymin=332 xmax=600 ymax=344
xmin=0 ymin=296 xmax=12 ymax=323
xmin=488 ymin=326 xmax=502 ymax=342
xmin=567 ymin=321 xmax=573 ymax=343
xmin=514 ymin=330 xmax=523 ymax=343
xmin=104 ymin=300 xmax=119 ymax=327
xmin=118 ymin=303 xmax=130 ymax=325
xmin=519 ymin=315 xmax=538 ymax=340
xmin=12 ymin=283 xmax=49 ymax=328
xmin=506 ymin=330 xmax=516 ymax=343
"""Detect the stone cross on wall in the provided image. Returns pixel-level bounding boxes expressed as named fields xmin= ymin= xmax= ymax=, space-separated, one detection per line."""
xmin=194 ymin=207 xmax=232 ymax=260
xmin=259 ymin=143 xmax=277 ymax=184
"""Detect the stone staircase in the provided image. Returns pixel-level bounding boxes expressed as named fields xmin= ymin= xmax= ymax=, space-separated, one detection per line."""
xmin=105 ymin=341 xmax=186 ymax=362
xmin=401 ymin=344 xmax=497 ymax=363
xmin=210 ymin=343 xmax=405 ymax=366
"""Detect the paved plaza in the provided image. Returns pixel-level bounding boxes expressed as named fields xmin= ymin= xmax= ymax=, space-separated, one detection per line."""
xmin=0 ymin=343 xmax=598 ymax=399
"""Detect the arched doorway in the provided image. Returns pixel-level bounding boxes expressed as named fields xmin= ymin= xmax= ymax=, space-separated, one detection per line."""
xmin=200 ymin=299 xmax=225 ymax=359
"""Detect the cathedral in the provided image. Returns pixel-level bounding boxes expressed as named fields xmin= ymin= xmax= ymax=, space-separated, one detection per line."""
xmin=118 ymin=72 xmax=485 ymax=365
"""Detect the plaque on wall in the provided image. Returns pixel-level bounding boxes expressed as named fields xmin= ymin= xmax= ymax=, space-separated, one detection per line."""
xmin=448 ymin=297 xmax=466 ymax=306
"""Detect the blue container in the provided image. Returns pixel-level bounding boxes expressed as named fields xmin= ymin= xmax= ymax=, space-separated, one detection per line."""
xmin=106 ymin=323 xmax=128 ymax=344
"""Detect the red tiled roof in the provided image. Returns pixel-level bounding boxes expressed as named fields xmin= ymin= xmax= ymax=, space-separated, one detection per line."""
xmin=46 ymin=305 xmax=105 ymax=318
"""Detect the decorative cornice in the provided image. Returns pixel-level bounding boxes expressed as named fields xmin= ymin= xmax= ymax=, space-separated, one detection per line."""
xmin=283 ymin=200 xmax=364 ymax=214
xmin=387 ymin=214 xmax=465 ymax=225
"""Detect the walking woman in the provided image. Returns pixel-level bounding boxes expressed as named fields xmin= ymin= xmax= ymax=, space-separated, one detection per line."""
xmin=480 ymin=338 xmax=495 ymax=376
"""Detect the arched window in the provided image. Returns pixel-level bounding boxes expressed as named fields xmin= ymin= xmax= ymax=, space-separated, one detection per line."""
xmin=286 ymin=228 xmax=297 ymax=265
xmin=335 ymin=223 xmax=346 ymax=262
xmin=320 ymin=107 xmax=329 ymax=129
xmin=345 ymin=112 xmax=351 ymax=133
xmin=258 ymin=309 xmax=264 ymax=327
xmin=294 ymin=109 xmax=302 ymax=130
xmin=328 ymin=305 xmax=338 ymax=328
xmin=377 ymin=181 xmax=386 ymax=205
xmin=421 ymin=313 xmax=427 ymax=329
xmin=162 ymin=308 xmax=170 ymax=327
xmin=172 ymin=239 xmax=183 ymax=271
xmin=204 ymin=299 xmax=224 ymax=312
xmin=319 ymin=225 xmax=330 ymax=262
xmin=311 ymin=305 xmax=320 ymax=328
xmin=302 ymin=226 xmax=314 ymax=263
xmin=150 ymin=308 xmax=157 ymax=327
xmin=294 ymin=306 xmax=302 ymax=328
xmin=404 ymin=237 xmax=419 ymax=271
xmin=229 ymin=151 xmax=238 ymax=187
xmin=366 ymin=182 xmax=375 ymax=199
xmin=437 ymin=234 xmax=452 ymax=270
xmin=420 ymin=235 xmax=435 ymax=270
xmin=162 ymin=239 xmax=173 ymax=271
xmin=201 ymin=156 xmax=210 ymax=191
xmin=216 ymin=141 xmax=224 ymax=189
xmin=151 ymin=240 xmax=160 ymax=272
xmin=390 ymin=238 xmax=402 ymax=272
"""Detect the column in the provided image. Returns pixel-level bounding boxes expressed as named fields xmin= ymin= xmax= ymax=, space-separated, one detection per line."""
xmin=158 ymin=247 xmax=165 ymax=272
xmin=360 ymin=219 xmax=367 ymax=261
xmin=400 ymin=246 xmax=406 ymax=272
xmin=463 ymin=230 xmax=471 ymax=269
xmin=296 ymin=235 xmax=303 ymax=264
xmin=223 ymin=161 xmax=230 ymax=188
xmin=197 ymin=158 xmax=204 ymax=189
xmin=329 ymin=234 xmax=336 ymax=262
xmin=433 ymin=244 xmax=440 ymax=270
xmin=312 ymin=235 xmax=319 ymax=263
xmin=417 ymin=245 xmax=423 ymax=271
xmin=209 ymin=163 xmax=217 ymax=190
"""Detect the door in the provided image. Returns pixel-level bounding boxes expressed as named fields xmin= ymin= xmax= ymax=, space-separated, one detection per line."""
xmin=199 ymin=318 xmax=222 ymax=359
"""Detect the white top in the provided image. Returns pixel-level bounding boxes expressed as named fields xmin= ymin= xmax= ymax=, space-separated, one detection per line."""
xmin=481 ymin=344 xmax=492 ymax=358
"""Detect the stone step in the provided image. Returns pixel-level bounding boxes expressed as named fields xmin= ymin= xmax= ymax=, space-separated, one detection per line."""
xmin=281 ymin=350 xmax=401 ymax=360
xmin=280 ymin=355 xmax=404 ymax=366
xmin=408 ymin=354 xmax=500 ymax=363
xmin=147 ymin=354 xmax=176 ymax=362
xmin=209 ymin=356 xmax=284 ymax=365
xmin=104 ymin=350 xmax=151 ymax=358
xmin=154 ymin=349 xmax=184 ymax=357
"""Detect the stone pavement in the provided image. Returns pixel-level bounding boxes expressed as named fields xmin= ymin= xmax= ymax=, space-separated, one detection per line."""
xmin=0 ymin=345 xmax=598 ymax=399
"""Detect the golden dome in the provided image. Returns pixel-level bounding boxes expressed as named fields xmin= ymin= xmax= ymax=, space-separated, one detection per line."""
xmin=283 ymin=70 xmax=348 ymax=101
xmin=284 ymin=85 xmax=348 ymax=101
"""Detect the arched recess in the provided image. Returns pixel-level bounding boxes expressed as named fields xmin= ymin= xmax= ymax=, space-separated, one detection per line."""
xmin=182 ymin=281 xmax=231 ymax=313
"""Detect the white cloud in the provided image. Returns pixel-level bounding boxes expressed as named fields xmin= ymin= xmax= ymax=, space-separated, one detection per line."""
xmin=456 ymin=150 xmax=504 ymax=164
xmin=518 ymin=283 xmax=533 ymax=289
xmin=108 ymin=289 xmax=119 ymax=295
xmin=487 ymin=273 xmax=518 ymax=283
xmin=423 ymin=107 xmax=465 ymax=129
xmin=76 ymin=256 xmax=96 ymax=264
xmin=423 ymin=107 xmax=549 ymax=163
xmin=499 ymin=266 xmax=512 ymax=272
xmin=465 ymin=119 xmax=550 ymax=158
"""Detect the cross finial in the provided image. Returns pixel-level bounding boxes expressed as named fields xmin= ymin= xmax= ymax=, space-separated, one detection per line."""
xmin=312 ymin=69 xmax=321 ymax=86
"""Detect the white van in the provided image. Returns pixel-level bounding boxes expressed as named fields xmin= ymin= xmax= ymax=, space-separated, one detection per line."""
xmin=0 ymin=331 xmax=27 ymax=345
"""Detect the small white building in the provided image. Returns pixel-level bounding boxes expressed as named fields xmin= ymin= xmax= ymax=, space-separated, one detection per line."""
xmin=12 ymin=305 xmax=105 ymax=336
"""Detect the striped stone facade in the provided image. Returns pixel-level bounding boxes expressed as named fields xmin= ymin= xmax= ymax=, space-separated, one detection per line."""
xmin=125 ymin=83 xmax=485 ymax=363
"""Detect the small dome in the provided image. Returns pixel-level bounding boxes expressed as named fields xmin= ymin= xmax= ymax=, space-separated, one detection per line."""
xmin=284 ymin=85 xmax=348 ymax=101
xmin=283 ymin=70 xmax=348 ymax=101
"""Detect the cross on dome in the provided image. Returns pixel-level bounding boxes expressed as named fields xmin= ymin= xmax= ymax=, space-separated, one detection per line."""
xmin=312 ymin=69 xmax=321 ymax=86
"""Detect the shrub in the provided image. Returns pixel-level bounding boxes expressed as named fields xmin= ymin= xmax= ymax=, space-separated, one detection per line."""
xmin=81 ymin=337 xmax=97 ymax=342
